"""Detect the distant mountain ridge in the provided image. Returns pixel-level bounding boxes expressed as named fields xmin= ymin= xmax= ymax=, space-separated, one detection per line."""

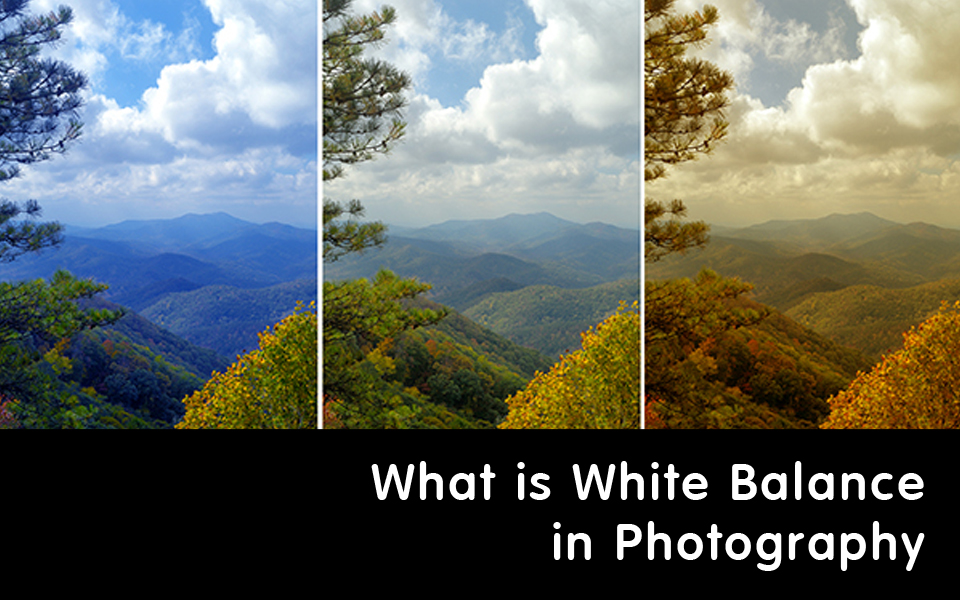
xmin=390 ymin=212 xmax=637 ymax=253
xmin=391 ymin=212 xmax=582 ymax=250
xmin=327 ymin=211 xmax=639 ymax=290
xmin=326 ymin=211 xmax=639 ymax=357
xmin=726 ymin=212 xmax=900 ymax=247
xmin=8 ymin=212 xmax=318 ymax=359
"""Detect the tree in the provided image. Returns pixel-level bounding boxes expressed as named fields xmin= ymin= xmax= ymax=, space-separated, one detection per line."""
xmin=0 ymin=2 xmax=122 ymax=422
xmin=644 ymin=271 xmax=765 ymax=427
xmin=644 ymin=1 xmax=750 ymax=428
xmin=498 ymin=303 xmax=640 ymax=429
xmin=0 ymin=1 xmax=86 ymax=262
xmin=0 ymin=1 xmax=86 ymax=182
xmin=178 ymin=304 xmax=317 ymax=429
xmin=644 ymin=0 xmax=733 ymax=261
xmin=323 ymin=271 xmax=445 ymax=428
xmin=323 ymin=198 xmax=384 ymax=263
xmin=0 ymin=0 xmax=87 ymax=269
xmin=322 ymin=1 xmax=447 ymax=427
xmin=822 ymin=302 xmax=960 ymax=429
xmin=323 ymin=0 xmax=409 ymax=260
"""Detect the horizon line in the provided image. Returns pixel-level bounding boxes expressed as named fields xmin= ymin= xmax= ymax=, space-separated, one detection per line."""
xmin=60 ymin=210 xmax=318 ymax=231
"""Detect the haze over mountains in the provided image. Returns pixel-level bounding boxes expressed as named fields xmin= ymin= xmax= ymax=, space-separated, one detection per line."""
xmin=648 ymin=211 xmax=960 ymax=358
xmin=5 ymin=212 xmax=318 ymax=359
xmin=325 ymin=212 xmax=641 ymax=357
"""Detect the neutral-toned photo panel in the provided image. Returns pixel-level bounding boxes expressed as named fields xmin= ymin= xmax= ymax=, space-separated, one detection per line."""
xmin=322 ymin=0 xmax=640 ymax=428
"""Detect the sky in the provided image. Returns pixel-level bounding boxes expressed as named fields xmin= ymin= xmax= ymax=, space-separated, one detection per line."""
xmin=323 ymin=0 xmax=642 ymax=229
xmin=2 ymin=0 xmax=317 ymax=228
xmin=650 ymin=0 xmax=960 ymax=229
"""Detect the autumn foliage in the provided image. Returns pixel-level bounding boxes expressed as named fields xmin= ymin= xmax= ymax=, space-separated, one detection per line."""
xmin=177 ymin=303 xmax=317 ymax=429
xmin=498 ymin=302 xmax=639 ymax=429
xmin=0 ymin=397 xmax=19 ymax=429
xmin=822 ymin=301 xmax=960 ymax=429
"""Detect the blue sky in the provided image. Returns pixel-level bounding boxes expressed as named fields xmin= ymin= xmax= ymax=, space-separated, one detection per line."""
xmin=4 ymin=0 xmax=317 ymax=228
xmin=94 ymin=1 xmax=219 ymax=109
xmin=324 ymin=0 xmax=641 ymax=229
xmin=412 ymin=0 xmax=540 ymax=108
xmin=653 ymin=0 xmax=960 ymax=228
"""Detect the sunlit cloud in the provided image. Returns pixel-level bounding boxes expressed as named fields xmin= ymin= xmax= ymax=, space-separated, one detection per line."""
xmin=651 ymin=0 xmax=960 ymax=228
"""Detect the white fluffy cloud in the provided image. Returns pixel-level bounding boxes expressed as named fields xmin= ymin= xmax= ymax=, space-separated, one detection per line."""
xmin=33 ymin=0 xmax=205 ymax=82
xmin=12 ymin=0 xmax=318 ymax=227
xmin=138 ymin=0 xmax=316 ymax=147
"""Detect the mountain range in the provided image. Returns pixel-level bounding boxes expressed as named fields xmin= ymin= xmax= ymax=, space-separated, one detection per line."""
xmin=6 ymin=212 xmax=318 ymax=359
xmin=648 ymin=211 xmax=960 ymax=358
xmin=325 ymin=212 xmax=641 ymax=357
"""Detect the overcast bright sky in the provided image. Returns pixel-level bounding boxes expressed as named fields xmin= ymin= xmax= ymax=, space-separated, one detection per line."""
xmin=651 ymin=0 xmax=960 ymax=229
xmin=3 ymin=0 xmax=317 ymax=228
xmin=323 ymin=0 xmax=641 ymax=229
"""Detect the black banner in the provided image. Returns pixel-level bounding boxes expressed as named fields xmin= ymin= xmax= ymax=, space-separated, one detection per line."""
xmin=325 ymin=432 xmax=955 ymax=586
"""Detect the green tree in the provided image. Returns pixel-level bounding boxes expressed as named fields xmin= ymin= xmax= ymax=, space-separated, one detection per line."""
xmin=323 ymin=271 xmax=445 ymax=428
xmin=0 ymin=1 xmax=86 ymax=182
xmin=323 ymin=0 xmax=409 ymax=261
xmin=0 ymin=2 xmax=122 ymax=424
xmin=644 ymin=0 xmax=733 ymax=261
xmin=322 ymin=0 xmax=447 ymax=427
xmin=0 ymin=1 xmax=86 ymax=271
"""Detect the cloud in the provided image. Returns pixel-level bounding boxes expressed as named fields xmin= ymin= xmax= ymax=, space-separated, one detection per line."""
xmin=325 ymin=0 xmax=641 ymax=227
xmin=649 ymin=0 xmax=960 ymax=228
xmin=348 ymin=0 xmax=529 ymax=85
xmin=712 ymin=0 xmax=960 ymax=154
xmin=8 ymin=0 xmax=318 ymax=227
xmin=346 ymin=0 xmax=639 ymax=153
xmin=32 ymin=0 xmax=206 ymax=81
xmin=37 ymin=0 xmax=316 ymax=148
xmin=132 ymin=0 xmax=316 ymax=153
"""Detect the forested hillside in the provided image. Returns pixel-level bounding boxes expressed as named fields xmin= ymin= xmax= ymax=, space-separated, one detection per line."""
xmin=325 ymin=212 xmax=640 ymax=359
xmin=7 ymin=213 xmax=318 ymax=359
xmin=464 ymin=279 xmax=641 ymax=358
xmin=785 ymin=279 xmax=960 ymax=359
xmin=647 ymin=212 xmax=960 ymax=361
xmin=645 ymin=270 xmax=873 ymax=429
xmin=324 ymin=295 xmax=555 ymax=429
xmin=0 ymin=289 xmax=235 ymax=429
xmin=141 ymin=278 xmax=318 ymax=358
xmin=322 ymin=225 xmax=639 ymax=426
xmin=0 ymin=213 xmax=316 ymax=428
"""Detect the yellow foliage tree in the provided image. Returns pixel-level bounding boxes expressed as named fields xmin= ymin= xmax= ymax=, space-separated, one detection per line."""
xmin=498 ymin=303 xmax=639 ymax=429
xmin=822 ymin=301 xmax=960 ymax=429
xmin=177 ymin=304 xmax=317 ymax=429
